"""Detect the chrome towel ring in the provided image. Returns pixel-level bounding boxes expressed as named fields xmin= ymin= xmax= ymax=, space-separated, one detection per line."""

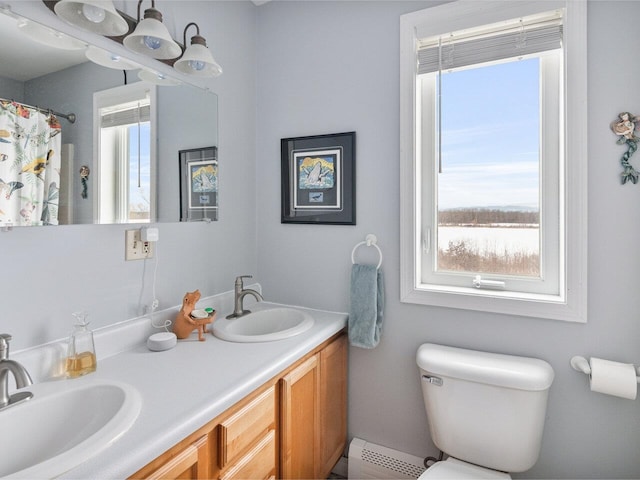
xmin=351 ymin=234 xmax=383 ymax=269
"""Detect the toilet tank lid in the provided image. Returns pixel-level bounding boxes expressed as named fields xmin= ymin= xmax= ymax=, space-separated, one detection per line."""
xmin=417 ymin=343 xmax=554 ymax=391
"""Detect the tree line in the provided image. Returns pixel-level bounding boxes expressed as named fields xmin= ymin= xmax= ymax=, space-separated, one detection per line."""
xmin=438 ymin=208 xmax=539 ymax=225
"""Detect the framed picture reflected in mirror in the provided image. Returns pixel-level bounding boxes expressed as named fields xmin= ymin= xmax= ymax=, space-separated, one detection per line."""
xmin=179 ymin=146 xmax=218 ymax=222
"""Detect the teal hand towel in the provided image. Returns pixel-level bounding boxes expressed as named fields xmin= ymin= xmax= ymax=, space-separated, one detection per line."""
xmin=349 ymin=264 xmax=385 ymax=349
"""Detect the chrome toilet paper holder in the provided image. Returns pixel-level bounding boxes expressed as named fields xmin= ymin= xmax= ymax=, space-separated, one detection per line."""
xmin=570 ymin=355 xmax=640 ymax=383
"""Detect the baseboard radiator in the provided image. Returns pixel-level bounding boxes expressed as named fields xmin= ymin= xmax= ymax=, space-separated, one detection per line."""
xmin=347 ymin=438 xmax=427 ymax=479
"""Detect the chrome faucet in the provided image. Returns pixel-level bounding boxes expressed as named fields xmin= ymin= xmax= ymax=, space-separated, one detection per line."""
xmin=0 ymin=334 xmax=33 ymax=411
xmin=226 ymin=275 xmax=263 ymax=319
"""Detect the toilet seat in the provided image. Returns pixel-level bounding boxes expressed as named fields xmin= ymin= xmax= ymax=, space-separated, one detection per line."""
xmin=418 ymin=458 xmax=511 ymax=479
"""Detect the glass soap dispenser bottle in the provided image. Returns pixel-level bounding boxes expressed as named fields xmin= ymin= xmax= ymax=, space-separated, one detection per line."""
xmin=66 ymin=311 xmax=97 ymax=378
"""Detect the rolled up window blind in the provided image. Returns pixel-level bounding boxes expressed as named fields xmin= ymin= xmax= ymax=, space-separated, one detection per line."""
xmin=100 ymin=102 xmax=150 ymax=128
xmin=417 ymin=11 xmax=563 ymax=75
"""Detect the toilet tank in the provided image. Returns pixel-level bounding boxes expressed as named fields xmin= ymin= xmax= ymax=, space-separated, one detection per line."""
xmin=416 ymin=343 xmax=554 ymax=473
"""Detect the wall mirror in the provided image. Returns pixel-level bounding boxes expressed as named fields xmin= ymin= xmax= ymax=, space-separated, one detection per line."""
xmin=0 ymin=3 xmax=218 ymax=226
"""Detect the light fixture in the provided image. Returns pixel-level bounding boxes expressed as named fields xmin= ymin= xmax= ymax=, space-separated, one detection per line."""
xmin=123 ymin=0 xmax=181 ymax=60
xmin=174 ymin=22 xmax=222 ymax=77
xmin=85 ymin=45 xmax=139 ymax=70
xmin=138 ymin=68 xmax=182 ymax=86
xmin=16 ymin=19 xmax=86 ymax=50
xmin=54 ymin=0 xmax=129 ymax=37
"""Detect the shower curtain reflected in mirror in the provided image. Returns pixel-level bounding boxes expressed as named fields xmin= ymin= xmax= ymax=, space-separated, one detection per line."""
xmin=0 ymin=100 xmax=61 ymax=227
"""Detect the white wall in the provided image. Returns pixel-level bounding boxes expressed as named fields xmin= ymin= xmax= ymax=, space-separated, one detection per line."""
xmin=255 ymin=1 xmax=640 ymax=478
xmin=3 ymin=1 xmax=640 ymax=477
xmin=1 ymin=0 xmax=258 ymax=351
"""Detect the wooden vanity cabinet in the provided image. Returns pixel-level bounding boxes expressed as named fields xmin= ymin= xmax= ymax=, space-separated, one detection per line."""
xmin=130 ymin=332 xmax=347 ymax=480
xmin=318 ymin=333 xmax=348 ymax=477
xmin=280 ymin=333 xmax=347 ymax=480
xmin=131 ymin=383 xmax=277 ymax=480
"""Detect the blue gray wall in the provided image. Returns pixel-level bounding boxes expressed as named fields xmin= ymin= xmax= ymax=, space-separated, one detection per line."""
xmin=255 ymin=1 xmax=640 ymax=478
xmin=0 ymin=76 xmax=25 ymax=102
xmin=2 ymin=1 xmax=639 ymax=478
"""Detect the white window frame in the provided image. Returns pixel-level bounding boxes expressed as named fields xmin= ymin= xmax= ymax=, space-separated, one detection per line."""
xmin=399 ymin=0 xmax=587 ymax=323
xmin=93 ymin=82 xmax=157 ymax=224
xmin=419 ymin=53 xmax=561 ymax=296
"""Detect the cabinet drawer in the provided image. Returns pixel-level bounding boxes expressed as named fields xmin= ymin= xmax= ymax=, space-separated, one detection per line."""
xmin=220 ymin=430 xmax=276 ymax=480
xmin=143 ymin=435 xmax=208 ymax=480
xmin=218 ymin=386 xmax=276 ymax=468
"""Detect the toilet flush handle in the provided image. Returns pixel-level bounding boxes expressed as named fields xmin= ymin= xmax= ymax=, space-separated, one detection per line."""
xmin=422 ymin=375 xmax=443 ymax=386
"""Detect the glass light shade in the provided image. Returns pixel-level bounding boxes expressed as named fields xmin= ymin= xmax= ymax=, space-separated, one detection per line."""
xmin=123 ymin=14 xmax=181 ymax=60
xmin=54 ymin=0 xmax=129 ymax=36
xmin=174 ymin=43 xmax=222 ymax=77
xmin=85 ymin=45 xmax=139 ymax=70
xmin=16 ymin=19 xmax=87 ymax=50
xmin=138 ymin=68 xmax=182 ymax=86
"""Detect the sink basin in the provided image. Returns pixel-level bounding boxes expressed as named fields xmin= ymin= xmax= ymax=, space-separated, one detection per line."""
xmin=0 ymin=380 xmax=142 ymax=479
xmin=213 ymin=307 xmax=314 ymax=342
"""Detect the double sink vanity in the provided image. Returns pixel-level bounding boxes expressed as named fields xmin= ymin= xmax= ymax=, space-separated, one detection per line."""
xmin=0 ymin=297 xmax=348 ymax=479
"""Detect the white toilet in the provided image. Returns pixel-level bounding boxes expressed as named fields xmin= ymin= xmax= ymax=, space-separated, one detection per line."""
xmin=416 ymin=343 xmax=554 ymax=479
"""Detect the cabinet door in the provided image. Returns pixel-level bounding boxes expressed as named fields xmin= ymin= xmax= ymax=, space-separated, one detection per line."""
xmin=143 ymin=435 xmax=209 ymax=480
xmin=280 ymin=354 xmax=320 ymax=480
xmin=318 ymin=334 xmax=348 ymax=478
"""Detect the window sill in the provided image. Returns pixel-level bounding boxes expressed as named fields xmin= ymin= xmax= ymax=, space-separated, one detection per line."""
xmin=401 ymin=283 xmax=586 ymax=323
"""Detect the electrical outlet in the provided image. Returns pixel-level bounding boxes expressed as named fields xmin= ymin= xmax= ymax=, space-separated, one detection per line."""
xmin=125 ymin=229 xmax=154 ymax=261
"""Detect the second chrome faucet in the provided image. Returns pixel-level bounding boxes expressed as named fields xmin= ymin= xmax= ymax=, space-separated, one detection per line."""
xmin=0 ymin=334 xmax=33 ymax=411
xmin=226 ymin=275 xmax=263 ymax=319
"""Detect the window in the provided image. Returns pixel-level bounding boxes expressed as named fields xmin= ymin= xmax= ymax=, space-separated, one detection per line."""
xmin=400 ymin=1 xmax=587 ymax=322
xmin=94 ymin=83 xmax=157 ymax=224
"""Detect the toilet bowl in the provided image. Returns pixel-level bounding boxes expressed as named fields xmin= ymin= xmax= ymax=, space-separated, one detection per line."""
xmin=416 ymin=343 xmax=554 ymax=478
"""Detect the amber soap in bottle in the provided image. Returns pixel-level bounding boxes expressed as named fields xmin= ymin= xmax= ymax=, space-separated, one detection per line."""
xmin=66 ymin=311 xmax=97 ymax=378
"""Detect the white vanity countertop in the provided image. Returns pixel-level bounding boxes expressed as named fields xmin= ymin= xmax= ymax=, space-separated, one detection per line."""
xmin=57 ymin=302 xmax=347 ymax=479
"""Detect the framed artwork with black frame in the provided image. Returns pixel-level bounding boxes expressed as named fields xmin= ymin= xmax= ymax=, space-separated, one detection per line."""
xmin=179 ymin=146 xmax=218 ymax=222
xmin=281 ymin=131 xmax=356 ymax=225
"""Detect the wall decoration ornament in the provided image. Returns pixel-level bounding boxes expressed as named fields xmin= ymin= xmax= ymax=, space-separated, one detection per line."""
xmin=79 ymin=165 xmax=90 ymax=199
xmin=611 ymin=111 xmax=640 ymax=184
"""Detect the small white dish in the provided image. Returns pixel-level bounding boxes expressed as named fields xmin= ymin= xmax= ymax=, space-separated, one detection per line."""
xmin=147 ymin=332 xmax=177 ymax=351
xmin=190 ymin=309 xmax=209 ymax=319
